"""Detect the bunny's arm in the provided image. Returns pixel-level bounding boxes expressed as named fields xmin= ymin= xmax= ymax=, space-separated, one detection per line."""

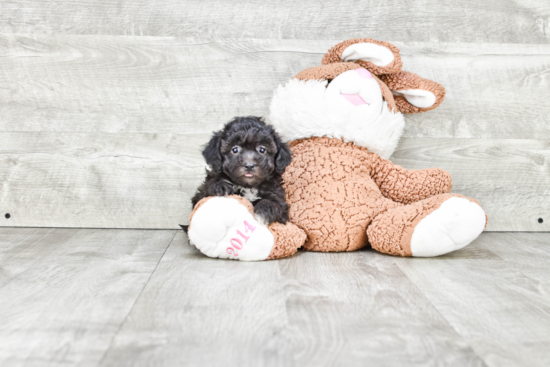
xmin=369 ymin=153 xmax=452 ymax=204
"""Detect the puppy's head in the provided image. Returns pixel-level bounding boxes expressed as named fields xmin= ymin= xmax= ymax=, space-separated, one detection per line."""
xmin=203 ymin=116 xmax=291 ymax=188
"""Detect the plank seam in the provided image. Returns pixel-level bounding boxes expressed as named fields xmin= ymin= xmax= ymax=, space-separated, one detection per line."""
xmin=95 ymin=229 xmax=178 ymax=367
xmin=394 ymin=259 xmax=491 ymax=367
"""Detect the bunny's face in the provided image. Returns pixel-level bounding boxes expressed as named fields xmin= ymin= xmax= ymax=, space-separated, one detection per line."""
xmin=324 ymin=68 xmax=384 ymax=123
xmin=268 ymin=38 xmax=446 ymax=159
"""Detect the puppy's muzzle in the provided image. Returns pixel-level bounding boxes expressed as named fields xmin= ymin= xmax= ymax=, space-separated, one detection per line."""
xmin=243 ymin=162 xmax=256 ymax=177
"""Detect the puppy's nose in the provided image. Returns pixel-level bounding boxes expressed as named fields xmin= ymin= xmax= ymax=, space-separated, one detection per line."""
xmin=244 ymin=163 xmax=255 ymax=170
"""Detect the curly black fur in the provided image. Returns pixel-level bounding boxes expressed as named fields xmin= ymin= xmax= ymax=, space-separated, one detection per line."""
xmin=191 ymin=116 xmax=292 ymax=224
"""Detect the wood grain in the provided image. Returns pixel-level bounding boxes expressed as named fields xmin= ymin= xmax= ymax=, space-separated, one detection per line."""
xmin=0 ymin=132 xmax=208 ymax=228
xmin=99 ymin=231 xmax=294 ymax=367
xmin=0 ymin=0 xmax=549 ymax=43
xmin=0 ymin=227 xmax=176 ymax=367
xmin=277 ymin=249 xmax=486 ymax=367
xmin=475 ymin=233 xmax=550 ymax=293
xmin=2 ymin=228 xmax=550 ymax=366
xmin=0 ymin=35 xmax=548 ymax=229
xmin=397 ymin=232 xmax=550 ymax=367
xmin=1 ymin=135 xmax=548 ymax=230
xmin=0 ymin=35 xmax=549 ymax=139
xmin=392 ymin=138 xmax=550 ymax=232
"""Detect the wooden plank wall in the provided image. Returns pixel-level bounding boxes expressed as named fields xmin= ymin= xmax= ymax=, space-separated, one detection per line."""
xmin=0 ymin=1 xmax=549 ymax=230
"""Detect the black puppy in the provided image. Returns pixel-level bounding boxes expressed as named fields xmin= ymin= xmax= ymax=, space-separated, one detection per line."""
xmin=191 ymin=116 xmax=292 ymax=225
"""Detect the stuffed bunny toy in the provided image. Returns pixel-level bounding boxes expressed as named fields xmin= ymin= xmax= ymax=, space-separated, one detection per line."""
xmin=188 ymin=38 xmax=487 ymax=261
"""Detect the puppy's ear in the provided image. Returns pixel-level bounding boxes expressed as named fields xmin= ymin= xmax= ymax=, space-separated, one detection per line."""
xmin=202 ymin=132 xmax=223 ymax=172
xmin=274 ymin=134 xmax=292 ymax=175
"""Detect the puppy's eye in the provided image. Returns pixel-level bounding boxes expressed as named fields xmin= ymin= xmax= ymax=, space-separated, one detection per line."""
xmin=232 ymin=146 xmax=240 ymax=154
xmin=258 ymin=146 xmax=266 ymax=154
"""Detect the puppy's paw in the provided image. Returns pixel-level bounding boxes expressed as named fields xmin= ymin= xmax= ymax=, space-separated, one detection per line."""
xmin=253 ymin=199 xmax=284 ymax=225
xmin=207 ymin=180 xmax=234 ymax=197
xmin=254 ymin=213 xmax=269 ymax=226
xmin=188 ymin=197 xmax=275 ymax=261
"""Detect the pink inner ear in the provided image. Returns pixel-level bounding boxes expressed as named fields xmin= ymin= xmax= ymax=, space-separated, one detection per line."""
xmin=341 ymin=93 xmax=368 ymax=106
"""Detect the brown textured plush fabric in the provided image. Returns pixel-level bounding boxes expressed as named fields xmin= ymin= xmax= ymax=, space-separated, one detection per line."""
xmin=367 ymin=193 xmax=482 ymax=256
xmin=293 ymin=64 xmax=398 ymax=110
xmin=191 ymin=38 xmax=473 ymax=259
xmin=283 ymin=137 xmax=453 ymax=252
xmin=370 ymin=156 xmax=452 ymax=204
xmin=293 ymin=63 xmax=361 ymax=82
xmin=372 ymin=74 xmax=398 ymax=112
xmin=321 ymin=38 xmax=403 ymax=75
xmin=266 ymin=222 xmax=307 ymax=260
xmin=379 ymin=71 xmax=446 ymax=113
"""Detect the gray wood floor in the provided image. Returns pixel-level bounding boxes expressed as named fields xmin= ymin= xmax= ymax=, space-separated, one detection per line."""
xmin=2 ymin=228 xmax=550 ymax=367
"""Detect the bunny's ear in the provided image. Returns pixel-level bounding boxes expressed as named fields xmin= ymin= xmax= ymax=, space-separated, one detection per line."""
xmin=379 ymin=71 xmax=446 ymax=114
xmin=322 ymin=38 xmax=403 ymax=75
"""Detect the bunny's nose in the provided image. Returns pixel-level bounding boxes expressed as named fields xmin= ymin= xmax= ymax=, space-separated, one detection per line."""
xmin=356 ymin=68 xmax=372 ymax=79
